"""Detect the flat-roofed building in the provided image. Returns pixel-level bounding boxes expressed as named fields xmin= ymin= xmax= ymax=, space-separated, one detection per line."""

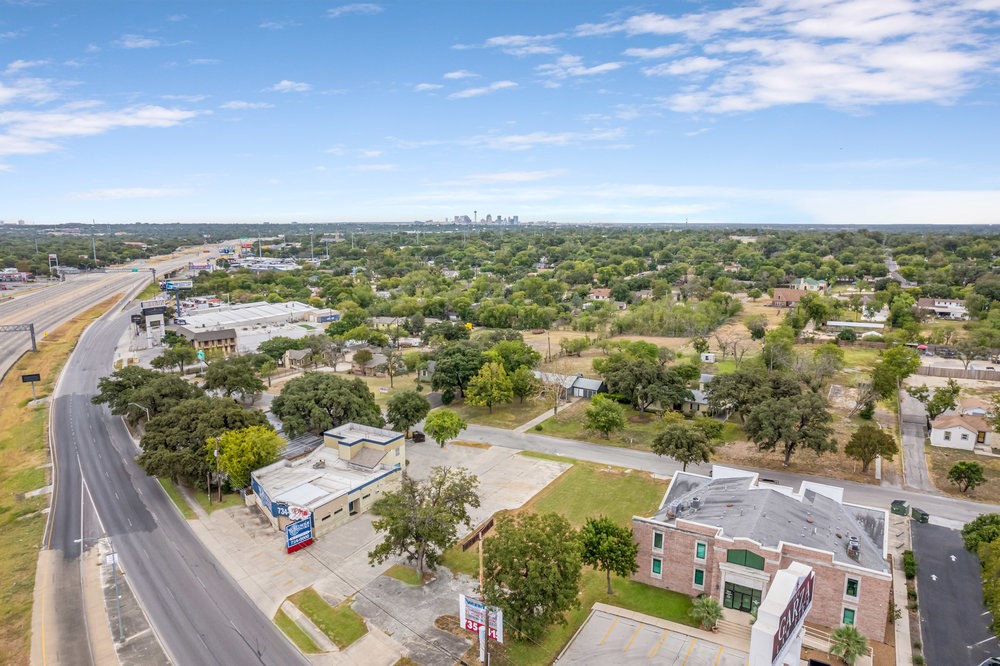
xmin=175 ymin=326 xmax=238 ymax=356
xmin=632 ymin=466 xmax=891 ymax=642
xmin=251 ymin=423 xmax=404 ymax=536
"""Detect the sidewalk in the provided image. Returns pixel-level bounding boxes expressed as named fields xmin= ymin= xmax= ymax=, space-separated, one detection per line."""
xmin=514 ymin=397 xmax=580 ymax=433
xmin=888 ymin=514 xmax=914 ymax=666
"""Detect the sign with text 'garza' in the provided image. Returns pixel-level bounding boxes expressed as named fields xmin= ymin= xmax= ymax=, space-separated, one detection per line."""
xmin=772 ymin=570 xmax=814 ymax=663
xmin=286 ymin=516 xmax=314 ymax=553
xmin=458 ymin=594 xmax=503 ymax=643
xmin=163 ymin=279 xmax=193 ymax=290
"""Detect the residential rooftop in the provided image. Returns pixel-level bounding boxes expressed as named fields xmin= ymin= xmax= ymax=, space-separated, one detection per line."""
xmin=325 ymin=423 xmax=403 ymax=446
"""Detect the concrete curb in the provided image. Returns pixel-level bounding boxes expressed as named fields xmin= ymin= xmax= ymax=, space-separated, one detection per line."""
xmin=281 ymin=600 xmax=338 ymax=653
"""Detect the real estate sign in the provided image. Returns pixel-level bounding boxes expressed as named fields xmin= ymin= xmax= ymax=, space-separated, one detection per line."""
xmin=458 ymin=594 xmax=503 ymax=643
xmin=285 ymin=516 xmax=314 ymax=554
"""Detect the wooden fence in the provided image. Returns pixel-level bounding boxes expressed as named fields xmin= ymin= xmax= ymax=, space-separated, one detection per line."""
xmin=915 ymin=366 xmax=1000 ymax=382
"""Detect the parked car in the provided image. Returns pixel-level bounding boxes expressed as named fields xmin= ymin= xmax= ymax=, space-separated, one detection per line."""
xmin=411 ymin=430 xmax=426 ymax=443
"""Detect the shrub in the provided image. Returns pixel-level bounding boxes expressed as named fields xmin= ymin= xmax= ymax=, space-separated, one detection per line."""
xmin=907 ymin=588 xmax=917 ymax=601
xmin=858 ymin=402 xmax=875 ymax=420
xmin=913 ymin=655 xmax=924 ymax=664
xmin=534 ymin=424 xmax=543 ymax=431
xmin=907 ymin=600 xmax=918 ymax=611
xmin=689 ymin=596 xmax=723 ymax=630
xmin=903 ymin=550 xmax=917 ymax=579
xmin=912 ymin=641 xmax=921 ymax=649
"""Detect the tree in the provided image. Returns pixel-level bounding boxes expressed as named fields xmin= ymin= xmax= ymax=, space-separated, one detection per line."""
xmin=961 ymin=513 xmax=1000 ymax=553
xmin=980 ymin=540 xmax=1000 ymax=636
xmin=386 ymin=390 xmax=431 ymax=437
xmin=208 ymin=424 xmax=282 ymax=489
xmin=257 ymin=335 xmax=303 ymax=362
xmin=689 ymin=596 xmax=723 ymax=631
xmin=691 ymin=337 xmax=710 ymax=355
xmin=203 ymin=356 xmax=265 ymax=404
xmin=745 ymin=392 xmax=836 ymax=466
xmin=652 ymin=422 xmax=713 ymax=471
xmin=92 ymin=366 xmax=204 ymax=424
xmin=138 ymin=397 xmax=269 ymax=483
xmin=579 ymin=517 xmax=638 ymax=594
xmin=353 ymin=348 xmax=373 ymax=367
xmin=381 ymin=348 xmax=404 ymax=388
xmin=844 ymin=424 xmax=898 ymax=473
xmin=258 ymin=359 xmax=278 ymax=388
xmin=152 ymin=342 xmax=198 ymax=374
xmin=745 ymin=313 xmax=768 ymax=340
xmin=829 ymin=625 xmax=868 ymax=666
xmin=270 ymin=373 xmax=383 ymax=438
xmin=603 ymin=356 xmax=693 ymax=414
xmin=481 ymin=512 xmax=582 ymax=641
xmin=706 ymin=367 xmax=798 ymax=424
xmin=489 ymin=340 xmax=541 ymax=374
xmin=907 ymin=379 xmax=961 ymax=421
xmin=871 ymin=346 xmax=921 ymax=399
xmin=431 ymin=341 xmax=484 ymax=399
xmin=423 ymin=408 xmax=467 ymax=447
xmin=560 ymin=337 xmax=589 ymax=357
xmin=954 ymin=339 xmax=988 ymax=370
xmin=368 ymin=467 xmax=480 ymax=578
xmin=585 ymin=394 xmax=626 ymax=439
xmin=948 ymin=461 xmax=987 ymax=493
xmin=761 ymin=325 xmax=796 ymax=371
xmin=510 ymin=365 xmax=541 ymax=404
xmin=465 ymin=361 xmax=513 ymax=413
xmin=540 ymin=375 xmax=565 ymax=415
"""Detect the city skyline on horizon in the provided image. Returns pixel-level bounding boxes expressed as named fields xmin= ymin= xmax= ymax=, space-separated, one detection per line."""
xmin=1 ymin=1 xmax=999 ymax=226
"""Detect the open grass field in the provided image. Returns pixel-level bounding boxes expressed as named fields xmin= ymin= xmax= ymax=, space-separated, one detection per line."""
xmin=439 ymin=397 xmax=551 ymax=429
xmin=442 ymin=458 xmax=689 ymax=666
xmin=534 ymin=400 xmax=665 ymax=450
xmin=288 ymin=588 xmax=368 ymax=650
xmin=0 ymin=295 xmax=120 ymax=665
xmin=926 ymin=444 xmax=1000 ymax=504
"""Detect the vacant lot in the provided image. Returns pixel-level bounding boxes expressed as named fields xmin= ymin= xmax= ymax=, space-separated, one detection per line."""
xmin=440 ymin=397 xmax=551 ymax=429
xmin=442 ymin=458 xmax=690 ymax=666
xmin=926 ymin=444 xmax=1000 ymax=504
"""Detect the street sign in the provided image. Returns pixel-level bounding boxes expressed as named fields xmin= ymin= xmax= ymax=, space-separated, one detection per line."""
xmin=286 ymin=516 xmax=314 ymax=553
xmin=21 ymin=373 xmax=40 ymax=383
xmin=131 ymin=268 xmax=138 ymax=272
xmin=196 ymin=350 xmax=205 ymax=361
xmin=141 ymin=306 xmax=167 ymax=317
xmin=163 ymin=279 xmax=193 ymax=290
xmin=459 ymin=594 xmax=503 ymax=643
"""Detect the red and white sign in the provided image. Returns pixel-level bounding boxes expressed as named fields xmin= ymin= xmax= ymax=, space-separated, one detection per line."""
xmin=458 ymin=594 xmax=503 ymax=643
xmin=287 ymin=505 xmax=311 ymax=521
xmin=771 ymin=570 xmax=814 ymax=662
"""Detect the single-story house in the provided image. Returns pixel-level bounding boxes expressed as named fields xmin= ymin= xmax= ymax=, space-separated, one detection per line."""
xmin=791 ymin=277 xmax=828 ymax=293
xmin=634 ymin=289 xmax=654 ymax=301
xmin=771 ymin=288 xmax=808 ymax=308
xmin=929 ymin=414 xmax=992 ymax=451
xmin=353 ymin=352 xmax=388 ymax=376
xmin=917 ymin=298 xmax=968 ymax=320
xmin=283 ymin=348 xmax=312 ymax=369
xmin=960 ymin=397 xmax=993 ymax=418
xmin=683 ymin=389 xmax=710 ymax=414
xmin=533 ymin=371 xmax=607 ymax=400
xmin=418 ymin=360 xmax=436 ymax=383
xmin=589 ymin=288 xmax=612 ymax=301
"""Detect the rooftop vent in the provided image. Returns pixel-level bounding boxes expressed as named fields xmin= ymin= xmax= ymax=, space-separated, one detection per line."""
xmin=691 ymin=497 xmax=702 ymax=509
xmin=312 ymin=459 xmax=326 ymax=469
xmin=847 ymin=536 xmax=861 ymax=561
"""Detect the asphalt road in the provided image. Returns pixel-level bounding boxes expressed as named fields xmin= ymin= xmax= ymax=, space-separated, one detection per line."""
xmin=912 ymin=523 xmax=998 ymax=666
xmin=460 ymin=423 xmax=996 ymax=527
xmin=44 ymin=304 xmax=306 ymax=665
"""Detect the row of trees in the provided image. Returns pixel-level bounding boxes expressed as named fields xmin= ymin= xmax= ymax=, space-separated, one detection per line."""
xmin=963 ymin=514 xmax=1000 ymax=637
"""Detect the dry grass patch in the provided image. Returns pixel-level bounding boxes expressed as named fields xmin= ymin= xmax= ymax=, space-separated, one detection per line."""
xmin=0 ymin=294 xmax=120 ymax=665
xmin=926 ymin=444 xmax=1000 ymax=504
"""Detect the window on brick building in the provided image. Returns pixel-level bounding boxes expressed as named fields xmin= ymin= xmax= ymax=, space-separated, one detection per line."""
xmin=845 ymin=577 xmax=859 ymax=598
xmin=695 ymin=542 xmax=707 ymax=561
xmin=693 ymin=568 xmax=704 ymax=588
xmin=653 ymin=532 xmax=663 ymax=551
xmin=726 ymin=549 xmax=765 ymax=570
xmin=842 ymin=607 xmax=856 ymax=625
xmin=652 ymin=558 xmax=662 ymax=576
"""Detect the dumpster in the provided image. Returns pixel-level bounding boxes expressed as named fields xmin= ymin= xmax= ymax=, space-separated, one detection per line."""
xmin=890 ymin=499 xmax=909 ymax=516
xmin=911 ymin=507 xmax=929 ymax=523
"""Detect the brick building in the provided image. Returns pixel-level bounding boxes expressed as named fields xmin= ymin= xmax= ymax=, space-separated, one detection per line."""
xmin=632 ymin=467 xmax=891 ymax=642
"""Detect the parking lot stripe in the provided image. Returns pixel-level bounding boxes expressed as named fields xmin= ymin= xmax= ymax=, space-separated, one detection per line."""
xmin=681 ymin=638 xmax=696 ymax=664
xmin=647 ymin=630 xmax=669 ymax=658
xmin=599 ymin=617 xmax=619 ymax=645
xmin=713 ymin=645 xmax=724 ymax=665
xmin=623 ymin=626 xmax=641 ymax=652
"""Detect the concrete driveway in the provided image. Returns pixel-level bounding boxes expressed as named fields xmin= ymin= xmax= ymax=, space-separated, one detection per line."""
xmin=898 ymin=390 xmax=935 ymax=492
xmin=912 ymin=523 xmax=997 ymax=666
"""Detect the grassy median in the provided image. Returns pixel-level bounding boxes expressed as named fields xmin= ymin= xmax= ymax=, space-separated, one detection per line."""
xmin=288 ymin=587 xmax=368 ymax=650
xmin=0 ymin=295 xmax=120 ymax=664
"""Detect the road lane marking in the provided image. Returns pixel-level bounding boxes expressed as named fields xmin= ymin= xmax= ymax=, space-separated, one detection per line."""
xmin=970 ymin=636 xmax=998 ymax=647
xmin=714 ymin=645 xmax=724 ymax=665
xmin=681 ymin=638 xmax=696 ymax=664
xmin=623 ymin=626 xmax=641 ymax=652
xmin=648 ymin=630 xmax=669 ymax=658
xmin=599 ymin=616 xmax=619 ymax=645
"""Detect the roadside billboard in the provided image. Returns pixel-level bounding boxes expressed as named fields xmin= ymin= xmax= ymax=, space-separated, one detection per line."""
xmin=459 ymin=594 xmax=503 ymax=643
xmin=286 ymin=516 xmax=314 ymax=553
xmin=164 ymin=280 xmax=193 ymax=290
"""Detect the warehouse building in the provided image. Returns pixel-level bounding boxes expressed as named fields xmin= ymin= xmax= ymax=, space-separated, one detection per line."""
xmin=177 ymin=301 xmax=338 ymax=330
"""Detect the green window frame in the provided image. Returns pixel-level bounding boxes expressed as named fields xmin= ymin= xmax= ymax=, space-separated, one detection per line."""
xmin=693 ymin=568 xmax=705 ymax=587
xmin=653 ymin=532 xmax=664 ymax=550
xmin=695 ymin=542 xmax=707 ymax=560
xmin=652 ymin=558 xmax=662 ymax=575
xmin=726 ymin=549 xmax=766 ymax=570
xmin=845 ymin=578 xmax=859 ymax=598
xmin=843 ymin=608 xmax=856 ymax=625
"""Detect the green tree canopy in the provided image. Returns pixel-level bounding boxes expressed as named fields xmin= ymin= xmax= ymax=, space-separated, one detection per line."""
xmin=844 ymin=424 xmax=898 ymax=473
xmin=208 ymin=424 xmax=282 ymax=489
xmin=745 ymin=392 xmax=836 ymax=466
xmin=257 ymin=336 xmax=304 ymax=362
xmin=948 ymin=461 xmax=987 ymax=493
xmin=578 ymin=516 xmax=639 ymax=594
xmin=92 ymin=365 xmax=204 ymax=424
xmin=151 ymin=342 xmax=198 ymax=374
xmin=652 ymin=422 xmax=713 ymax=471
xmin=385 ymin=390 xmax=431 ymax=437
xmin=961 ymin=513 xmax=1000 ymax=553
xmin=430 ymin=341 xmax=484 ymax=399
xmin=203 ymin=355 xmax=265 ymax=403
xmin=465 ymin=361 xmax=513 ymax=413
xmin=906 ymin=379 xmax=961 ymax=421
xmin=423 ymin=408 xmax=467 ymax=447
xmin=871 ymin=346 xmax=921 ymax=399
xmin=368 ymin=467 xmax=481 ymax=577
xmin=481 ymin=512 xmax=582 ymax=641
xmin=829 ymin=625 xmax=868 ymax=666
xmin=584 ymin=394 xmax=626 ymax=439
xmin=510 ymin=365 xmax=541 ymax=404
xmin=489 ymin=340 xmax=541 ymax=374
xmin=270 ymin=372 xmax=383 ymax=438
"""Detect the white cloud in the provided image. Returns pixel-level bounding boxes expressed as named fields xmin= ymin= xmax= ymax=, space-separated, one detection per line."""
xmin=4 ymin=59 xmax=48 ymax=75
xmin=623 ymin=45 xmax=684 ymax=59
xmin=163 ymin=94 xmax=208 ymax=102
xmin=414 ymin=83 xmax=443 ymax=92
xmin=644 ymin=56 xmax=725 ymax=77
xmin=355 ymin=163 xmax=396 ymax=171
xmin=471 ymin=127 xmax=624 ymax=150
xmin=118 ymin=34 xmax=161 ymax=49
xmin=266 ymin=80 xmax=312 ymax=93
xmin=443 ymin=69 xmax=478 ymax=80
xmin=324 ymin=145 xmax=346 ymax=155
xmin=459 ymin=169 xmax=567 ymax=184
xmin=188 ymin=58 xmax=221 ymax=66
xmin=536 ymin=55 xmax=622 ymax=80
xmin=327 ymin=3 xmax=383 ymax=19
xmin=0 ymin=78 xmax=60 ymax=106
xmin=68 ymin=187 xmax=193 ymax=201
xmin=259 ymin=19 xmax=298 ymax=30
xmin=483 ymin=33 xmax=563 ymax=56
xmin=359 ymin=149 xmax=382 ymax=158
xmin=449 ymin=81 xmax=518 ymax=99
xmin=220 ymin=100 xmax=273 ymax=110
xmin=0 ymin=104 xmax=199 ymax=157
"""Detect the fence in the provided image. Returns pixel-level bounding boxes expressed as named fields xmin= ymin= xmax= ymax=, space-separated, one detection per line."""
xmin=915 ymin=366 xmax=1000 ymax=382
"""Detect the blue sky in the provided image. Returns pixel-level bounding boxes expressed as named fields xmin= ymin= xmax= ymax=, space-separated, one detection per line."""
xmin=1 ymin=0 xmax=999 ymax=225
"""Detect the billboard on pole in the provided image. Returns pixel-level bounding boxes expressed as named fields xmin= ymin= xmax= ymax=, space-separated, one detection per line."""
xmin=458 ymin=594 xmax=503 ymax=643
xmin=164 ymin=279 xmax=193 ymax=290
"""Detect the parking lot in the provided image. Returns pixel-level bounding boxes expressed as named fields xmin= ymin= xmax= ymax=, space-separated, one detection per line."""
xmin=556 ymin=606 xmax=747 ymax=665
xmin=912 ymin=522 xmax=998 ymax=666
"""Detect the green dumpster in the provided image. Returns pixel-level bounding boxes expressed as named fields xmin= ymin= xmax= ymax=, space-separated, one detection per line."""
xmin=890 ymin=500 xmax=909 ymax=516
xmin=911 ymin=507 xmax=929 ymax=523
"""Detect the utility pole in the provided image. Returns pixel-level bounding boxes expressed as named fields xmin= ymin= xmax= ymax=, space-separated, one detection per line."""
xmin=310 ymin=227 xmax=314 ymax=260
xmin=91 ymin=220 xmax=97 ymax=263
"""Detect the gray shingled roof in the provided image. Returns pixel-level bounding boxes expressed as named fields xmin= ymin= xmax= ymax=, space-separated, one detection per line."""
xmin=653 ymin=475 xmax=887 ymax=572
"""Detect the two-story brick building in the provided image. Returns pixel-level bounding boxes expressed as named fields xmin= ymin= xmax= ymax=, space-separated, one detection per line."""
xmin=632 ymin=467 xmax=891 ymax=642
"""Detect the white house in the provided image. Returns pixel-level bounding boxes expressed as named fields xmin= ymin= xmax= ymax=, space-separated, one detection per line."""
xmin=917 ymin=298 xmax=968 ymax=320
xmin=929 ymin=414 xmax=992 ymax=451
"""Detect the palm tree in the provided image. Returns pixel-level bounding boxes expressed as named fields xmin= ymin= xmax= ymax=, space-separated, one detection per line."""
xmin=689 ymin=595 xmax=723 ymax=631
xmin=829 ymin=625 xmax=868 ymax=665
